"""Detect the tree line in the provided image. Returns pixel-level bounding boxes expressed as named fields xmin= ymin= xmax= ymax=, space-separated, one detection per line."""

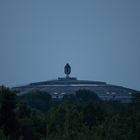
xmin=0 ymin=86 xmax=140 ymax=140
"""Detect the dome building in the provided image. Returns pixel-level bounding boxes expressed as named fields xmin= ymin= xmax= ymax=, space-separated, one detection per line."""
xmin=13 ymin=64 xmax=139 ymax=103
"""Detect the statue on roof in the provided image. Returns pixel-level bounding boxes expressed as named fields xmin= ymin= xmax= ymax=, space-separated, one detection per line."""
xmin=64 ymin=63 xmax=71 ymax=78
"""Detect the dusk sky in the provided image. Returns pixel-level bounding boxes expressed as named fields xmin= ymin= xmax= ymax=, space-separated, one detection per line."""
xmin=0 ymin=0 xmax=140 ymax=90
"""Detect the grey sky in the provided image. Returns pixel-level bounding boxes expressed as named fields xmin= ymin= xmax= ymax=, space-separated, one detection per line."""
xmin=0 ymin=0 xmax=140 ymax=90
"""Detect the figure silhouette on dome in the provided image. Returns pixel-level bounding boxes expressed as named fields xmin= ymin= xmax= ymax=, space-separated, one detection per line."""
xmin=64 ymin=63 xmax=71 ymax=78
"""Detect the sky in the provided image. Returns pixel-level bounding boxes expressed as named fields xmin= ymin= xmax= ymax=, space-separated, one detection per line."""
xmin=0 ymin=0 xmax=140 ymax=90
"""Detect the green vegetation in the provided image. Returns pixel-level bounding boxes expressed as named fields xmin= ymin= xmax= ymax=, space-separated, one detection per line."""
xmin=0 ymin=86 xmax=140 ymax=140
xmin=18 ymin=90 xmax=52 ymax=112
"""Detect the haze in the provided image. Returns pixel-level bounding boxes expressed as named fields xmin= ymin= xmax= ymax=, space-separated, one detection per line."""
xmin=0 ymin=0 xmax=140 ymax=90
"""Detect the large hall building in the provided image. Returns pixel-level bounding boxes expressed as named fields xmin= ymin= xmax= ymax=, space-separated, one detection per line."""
xmin=13 ymin=64 xmax=139 ymax=103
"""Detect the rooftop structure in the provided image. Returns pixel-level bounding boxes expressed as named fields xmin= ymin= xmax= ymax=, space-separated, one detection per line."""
xmin=13 ymin=64 xmax=139 ymax=102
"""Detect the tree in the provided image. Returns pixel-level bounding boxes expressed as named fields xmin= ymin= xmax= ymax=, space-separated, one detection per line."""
xmin=132 ymin=93 xmax=140 ymax=105
xmin=18 ymin=90 xmax=52 ymax=112
xmin=47 ymin=103 xmax=83 ymax=140
xmin=75 ymin=89 xmax=101 ymax=105
xmin=0 ymin=86 xmax=19 ymax=140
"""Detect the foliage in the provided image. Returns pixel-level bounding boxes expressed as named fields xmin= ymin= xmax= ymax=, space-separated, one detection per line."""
xmin=63 ymin=89 xmax=101 ymax=106
xmin=1 ymin=87 xmax=140 ymax=140
xmin=0 ymin=86 xmax=19 ymax=140
xmin=0 ymin=129 xmax=9 ymax=140
xmin=18 ymin=90 xmax=52 ymax=112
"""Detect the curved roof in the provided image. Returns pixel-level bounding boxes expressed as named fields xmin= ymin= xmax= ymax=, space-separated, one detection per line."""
xmin=29 ymin=78 xmax=107 ymax=86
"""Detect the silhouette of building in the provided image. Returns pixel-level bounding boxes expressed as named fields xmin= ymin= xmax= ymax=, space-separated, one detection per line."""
xmin=13 ymin=64 xmax=139 ymax=102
